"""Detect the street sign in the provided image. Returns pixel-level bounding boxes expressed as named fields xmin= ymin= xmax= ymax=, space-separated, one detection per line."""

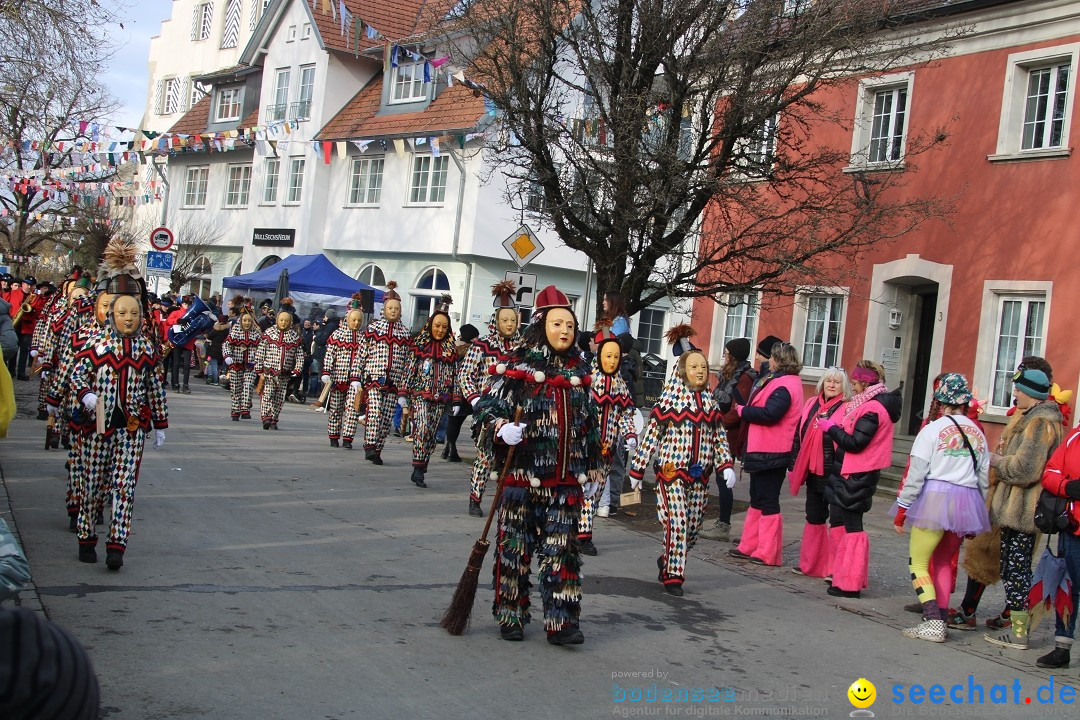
xmin=501 ymin=224 xmax=544 ymax=268
xmin=149 ymin=226 xmax=175 ymax=251
xmin=146 ymin=250 xmax=175 ymax=272
xmin=504 ymin=271 xmax=538 ymax=309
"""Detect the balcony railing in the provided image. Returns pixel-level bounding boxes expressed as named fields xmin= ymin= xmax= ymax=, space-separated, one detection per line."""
xmin=265 ymin=103 xmax=287 ymax=122
xmin=289 ymin=100 xmax=311 ymax=121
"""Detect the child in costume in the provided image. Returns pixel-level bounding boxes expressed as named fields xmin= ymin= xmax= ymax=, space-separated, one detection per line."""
xmin=253 ymin=299 xmax=303 ymax=430
xmin=628 ymin=326 xmax=734 ymax=596
xmin=222 ymin=302 xmax=261 ymax=421
xmin=358 ymin=282 xmax=410 ymax=465
xmin=578 ymin=323 xmax=636 ymax=556
xmin=459 ymin=281 xmax=520 ymax=515
xmin=322 ymin=294 xmax=366 ymax=448
xmin=402 ymin=295 xmax=457 ymax=487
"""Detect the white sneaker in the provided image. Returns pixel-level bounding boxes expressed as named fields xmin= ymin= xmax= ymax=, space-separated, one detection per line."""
xmin=596 ymin=506 xmax=610 ymax=518
xmin=902 ymin=619 xmax=947 ymax=643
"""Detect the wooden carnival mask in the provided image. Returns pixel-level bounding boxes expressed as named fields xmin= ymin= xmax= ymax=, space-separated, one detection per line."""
xmin=95 ymin=292 xmax=112 ymax=325
xmin=599 ymin=341 xmax=622 ymax=376
xmin=346 ymin=308 xmax=363 ymax=331
xmin=545 ymin=308 xmax=576 ymax=353
xmin=383 ymin=298 xmax=402 ymax=323
xmin=276 ymin=311 xmax=293 ymax=331
xmin=239 ymin=312 xmax=255 ymax=331
xmin=110 ymin=294 xmax=142 ymax=338
xmin=683 ymin=351 xmax=710 ymax=391
xmin=430 ymin=313 xmax=449 ymax=341
xmin=496 ymin=307 xmax=519 ymax=339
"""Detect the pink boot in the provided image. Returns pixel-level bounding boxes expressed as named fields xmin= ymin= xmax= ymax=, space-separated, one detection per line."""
xmin=827 ymin=525 xmax=846 ymax=576
xmin=830 ymin=531 xmax=869 ymax=596
xmin=735 ymin=508 xmax=762 ymax=557
xmin=753 ymin=513 xmax=784 ymax=566
xmin=797 ymin=523 xmax=829 ymax=577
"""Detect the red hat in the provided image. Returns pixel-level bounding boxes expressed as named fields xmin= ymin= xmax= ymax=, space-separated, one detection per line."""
xmin=593 ymin=319 xmax=618 ymax=347
xmin=534 ymin=285 xmax=571 ymax=311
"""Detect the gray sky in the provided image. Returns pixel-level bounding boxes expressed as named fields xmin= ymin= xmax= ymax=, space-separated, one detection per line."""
xmin=101 ymin=1 xmax=173 ymax=129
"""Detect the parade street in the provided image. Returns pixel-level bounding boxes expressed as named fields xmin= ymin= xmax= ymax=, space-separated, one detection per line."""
xmin=2 ymin=382 xmax=1076 ymax=720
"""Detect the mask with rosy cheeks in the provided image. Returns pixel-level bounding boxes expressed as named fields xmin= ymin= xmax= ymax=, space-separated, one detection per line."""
xmin=95 ymin=293 xmax=112 ymax=325
xmin=545 ymin=308 xmax=576 ymax=353
xmin=496 ymin=308 xmax=519 ymax=339
xmin=383 ymin=299 xmax=401 ymax=323
xmin=111 ymin=295 xmax=142 ymax=337
xmin=239 ymin=313 xmax=254 ymax=331
xmin=346 ymin=309 xmax=363 ymax=331
xmin=68 ymin=286 xmax=88 ymax=302
xmin=599 ymin=342 xmax=621 ymax=375
xmin=684 ymin=352 xmax=709 ymax=390
xmin=276 ymin=311 xmax=292 ymax=331
xmin=430 ymin=314 xmax=449 ymax=341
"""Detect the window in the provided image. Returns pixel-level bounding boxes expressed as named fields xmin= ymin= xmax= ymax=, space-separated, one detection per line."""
xmin=191 ymin=2 xmax=214 ymax=41
xmin=215 ymin=87 xmax=242 ymax=122
xmin=302 ymin=23 xmax=312 ymax=40
xmin=357 ymin=264 xmax=385 ymax=288
xmin=224 ymin=164 xmax=252 ymax=207
xmin=163 ymin=77 xmax=182 ymax=115
xmin=348 ymin=157 xmax=384 ymax=206
xmin=989 ymin=295 xmax=1046 ymax=410
xmin=847 ymin=72 xmax=913 ymax=169
xmin=525 ymin=180 xmax=546 ymax=214
xmin=720 ymin=292 xmax=759 ymax=350
xmin=286 ymin=25 xmax=296 ymax=42
xmin=220 ymin=0 xmax=241 ymax=48
xmin=638 ymin=308 xmax=666 ymax=356
xmin=183 ymin=167 xmax=209 ymax=208
xmin=390 ymin=60 xmax=428 ymax=103
xmin=991 ymin=44 xmax=1077 ymax=161
xmin=411 ymin=267 xmax=451 ymax=330
xmin=293 ymin=65 xmax=315 ymax=121
xmin=189 ymin=257 xmax=213 ymax=299
xmin=800 ymin=295 xmax=844 ymax=369
xmin=262 ymin=158 xmax=279 ymax=203
xmin=190 ymin=78 xmax=207 ymax=109
xmin=286 ymin=157 xmax=305 ymax=204
xmin=408 ymin=155 xmax=449 ymax=205
xmin=257 ymin=255 xmax=282 ymax=271
xmin=268 ymin=69 xmax=289 ymax=121
xmin=732 ymin=115 xmax=778 ymax=178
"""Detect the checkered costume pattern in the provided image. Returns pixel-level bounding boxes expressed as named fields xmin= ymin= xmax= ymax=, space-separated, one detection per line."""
xmin=403 ymin=331 xmax=457 ymax=469
xmin=67 ymin=330 xmax=168 ymax=554
xmin=357 ymin=318 xmax=410 ymax=455
xmin=459 ymin=334 xmax=517 ymax=503
xmin=253 ymin=326 xmax=303 ymax=424
xmin=30 ymin=295 xmax=66 ymax=413
xmin=322 ymin=325 xmax=364 ymax=442
xmin=628 ymin=378 xmax=733 ymax=587
xmin=579 ymin=369 xmax=637 ymax=542
xmin=223 ymin=323 xmax=261 ymax=418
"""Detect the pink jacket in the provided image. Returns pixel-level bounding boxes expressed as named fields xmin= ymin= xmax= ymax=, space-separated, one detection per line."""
xmin=745 ymin=373 xmax=804 ymax=454
xmin=840 ymin=401 xmax=894 ymax=474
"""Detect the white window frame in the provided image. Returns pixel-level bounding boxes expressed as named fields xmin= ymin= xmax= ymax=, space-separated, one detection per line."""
xmin=347 ymin=156 xmax=385 ymax=207
xmin=302 ymin=23 xmax=312 ymax=40
xmin=846 ymin=72 xmax=914 ymax=171
xmin=989 ymin=43 xmax=1077 ymax=163
xmin=182 ymin=166 xmax=210 ymax=209
xmin=262 ymin=158 xmax=280 ymax=204
xmin=390 ymin=60 xmax=428 ymax=104
xmin=293 ymin=64 xmax=315 ymax=121
xmin=356 ymin=264 xmax=385 ymax=288
xmin=193 ymin=2 xmax=213 ymax=41
xmin=272 ymin=69 xmax=290 ymax=121
xmin=731 ymin=114 xmax=778 ymax=180
xmin=713 ymin=292 xmax=760 ymax=363
xmin=215 ymin=87 xmax=242 ymax=122
xmin=637 ymin=307 xmax=667 ymax=357
xmin=224 ymin=164 xmax=252 ymax=208
xmin=973 ymin=280 xmax=1053 ymax=418
xmin=407 ymin=154 xmax=449 ymax=205
xmin=286 ymin=25 xmax=297 ymax=42
xmin=791 ymin=286 xmax=849 ymax=380
xmin=163 ymin=77 xmax=182 ymax=115
xmin=285 ymin=157 xmax=305 ymax=205
xmin=189 ymin=78 xmax=207 ymax=109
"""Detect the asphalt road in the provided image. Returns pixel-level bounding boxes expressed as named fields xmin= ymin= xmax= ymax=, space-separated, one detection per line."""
xmin=2 ymin=379 xmax=1077 ymax=719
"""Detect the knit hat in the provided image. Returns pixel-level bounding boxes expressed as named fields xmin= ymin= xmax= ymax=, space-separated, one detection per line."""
xmin=666 ymin=324 xmax=698 ymax=357
xmin=756 ymin=335 xmax=782 ymax=358
xmin=533 ymin=285 xmax=571 ymax=311
xmin=1013 ymin=367 xmax=1051 ymax=400
xmin=725 ymin=338 xmax=751 ymax=362
xmin=324 ymin=308 xmax=337 ymax=320
xmin=459 ymin=323 xmax=480 ymax=342
xmin=933 ymin=372 xmax=973 ymax=405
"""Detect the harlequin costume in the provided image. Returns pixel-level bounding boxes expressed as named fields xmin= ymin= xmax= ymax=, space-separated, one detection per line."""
xmin=357 ymin=281 xmax=410 ymax=465
xmin=222 ymin=303 xmax=261 ymax=420
xmin=628 ymin=326 xmax=733 ymax=596
xmin=461 ymin=281 xmax=521 ymax=515
xmin=322 ymin=295 xmax=366 ymax=448
xmin=253 ymin=299 xmax=304 ymax=430
xmin=402 ymin=295 xmax=457 ymax=487
xmin=578 ymin=325 xmax=637 ymax=555
xmin=473 ymin=285 xmax=601 ymax=645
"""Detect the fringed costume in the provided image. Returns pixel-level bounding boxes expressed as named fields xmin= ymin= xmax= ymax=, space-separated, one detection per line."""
xmin=358 ymin=282 xmax=410 ymax=464
xmin=402 ymin=295 xmax=457 ymax=486
xmin=253 ymin=309 xmax=303 ymax=430
xmin=222 ymin=314 xmax=261 ymax=420
xmin=323 ymin=314 xmax=364 ymax=447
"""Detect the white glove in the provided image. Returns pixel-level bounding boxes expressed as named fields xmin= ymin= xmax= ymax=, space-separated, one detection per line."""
xmin=154 ymin=429 xmax=166 ymax=448
xmin=172 ymin=324 xmax=183 ymax=334
xmin=583 ymin=481 xmax=599 ymax=498
xmin=625 ymin=437 xmax=638 ymax=454
xmin=630 ymin=476 xmax=642 ymax=491
xmin=497 ymin=421 xmax=528 ymax=445
xmin=40 ymin=370 xmax=49 ymax=380
xmin=321 ymin=374 xmax=331 ymax=384
xmin=224 ymin=356 xmax=234 ymax=366
xmin=397 ymin=396 xmax=408 ymax=408
xmin=81 ymin=392 xmax=97 ymax=410
xmin=46 ymin=404 xmax=61 ymax=418
xmin=29 ymin=349 xmax=37 ymax=358
xmin=470 ymin=397 xmax=479 ymax=410
xmin=724 ymin=467 xmax=737 ymax=489
xmin=350 ymin=381 xmax=361 ymax=389
xmin=452 ymin=404 xmax=461 ymax=416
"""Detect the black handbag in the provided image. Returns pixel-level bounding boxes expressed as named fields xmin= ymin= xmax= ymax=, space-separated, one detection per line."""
xmin=1033 ymin=489 xmax=1077 ymax=535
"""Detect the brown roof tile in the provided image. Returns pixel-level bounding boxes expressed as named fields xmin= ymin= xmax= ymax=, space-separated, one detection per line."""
xmin=167 ymin=96 xmax=213 ymax=135
xmin=307 ymin=0 xmax=458 ymax=53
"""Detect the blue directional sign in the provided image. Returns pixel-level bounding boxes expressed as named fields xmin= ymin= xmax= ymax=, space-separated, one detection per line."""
xmin=146 ymin=251 xmax=174 ymax=271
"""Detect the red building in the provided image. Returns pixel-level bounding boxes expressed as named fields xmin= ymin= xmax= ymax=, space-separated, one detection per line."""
xmin=693 ymin=0 xmax=1078 ymax=450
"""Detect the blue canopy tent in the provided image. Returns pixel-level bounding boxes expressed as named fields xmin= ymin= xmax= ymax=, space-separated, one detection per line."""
xmin=222 ymin=254 xmax=383 ymax=312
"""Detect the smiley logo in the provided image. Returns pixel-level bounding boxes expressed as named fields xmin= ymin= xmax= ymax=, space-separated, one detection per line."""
xmin=847 ymin=678 xmax=876 ymax=709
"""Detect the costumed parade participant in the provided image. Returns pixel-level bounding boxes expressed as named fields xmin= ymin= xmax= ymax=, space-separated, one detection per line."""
xmin=253 ymin=298 xmax=304 ymax=430
xmin=474 ymin=285 xmax=601 ymax=645
xmin=460 ymin=281 xmax=520 ymax=515
xmin=578 ymin=323 xmax=637 ymax=556
xmin=321 ymin=294 xmax=366 ymax=447
xmin=57 ymin=240 xmax=168 ymax=570
xmin=628 ymin=326 xmax=733 ymax=596
xmin=402 ymin=295 xmax=457 ymax=487
xmin=32 ymin=270 xmax=91 ymax=430
xmin=358 ymin=281 xmax=410 ymax=465
xmin=222 ymin=301 xmax=262 ymax=421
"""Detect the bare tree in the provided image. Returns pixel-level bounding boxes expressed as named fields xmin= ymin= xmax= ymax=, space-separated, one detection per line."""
xmin=450 ymin=0 xmax=959 ymax=315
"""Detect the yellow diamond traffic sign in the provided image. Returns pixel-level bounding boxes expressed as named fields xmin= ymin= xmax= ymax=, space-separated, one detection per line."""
xmin=502 ymin=224 xmax=544 ymax=268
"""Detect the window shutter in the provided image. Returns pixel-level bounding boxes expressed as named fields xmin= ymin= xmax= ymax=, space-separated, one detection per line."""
xmin=221 ymin=0 xmax=241 ymax=48
xmin=179 ymin=77 xmax=192 ymax=112
xmin=191 ymin=5 xmax=200 ymax=40
xmin=249 ymin=0 xmax=258 ymax=30
xmin=153 ymin=79 xmax=164 ymax=115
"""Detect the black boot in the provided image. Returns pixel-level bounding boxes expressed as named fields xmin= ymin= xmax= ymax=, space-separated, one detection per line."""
xmin=411 ymin=466 xmax=427 ymax=488
xmin=68 ymin=514 xmax=77 ymax=532
xmin=468 ymin=500 xmax=483 ymax=517
xmin=105 ymin=548 xmax=124 ymax=571
xmin=547 ymin=625 xmax=584 ymax=646
xmin=579 ymin=538 xmax=598 ymax=556
xmin=447 ymin=443 xmax=462 ymax=463
xmin=500 ymin=624 xmax=524 ymax=641
xmin=78 ymin=542 xmax=97 ymax=564
xmin=330 ymin=438 xmax=339 ymax=448
xmin=342 ymin=439 xmax=352 ymax=449
xmin=441 ymin=445 xmax=450 ymax=459
xmin=1037 ymin=646 xmax=1071 ymax=668
xmin=263 ymin=421 xmax=271 ymax=430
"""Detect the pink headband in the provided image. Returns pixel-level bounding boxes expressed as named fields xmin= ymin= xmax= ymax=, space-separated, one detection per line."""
xmin=851 ymin=367 xmax=879 ymax=383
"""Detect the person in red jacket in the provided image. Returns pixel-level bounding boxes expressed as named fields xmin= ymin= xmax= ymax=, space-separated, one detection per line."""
xmin=1036 ymin=425 xmax=1080 ymax=669
xmin=15 ymin=278 xmax=47 ymax=380
xmin=166 ymin=296 xmax=196 ymax=393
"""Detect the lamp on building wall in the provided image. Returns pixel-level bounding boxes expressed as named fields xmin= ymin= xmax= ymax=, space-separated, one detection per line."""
xmin=888 ymin=307 xmax=903 ymax=330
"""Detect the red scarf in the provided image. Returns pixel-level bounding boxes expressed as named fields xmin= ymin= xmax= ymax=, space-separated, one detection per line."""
xmin=789 ymin=393 xmax=845 ymax=495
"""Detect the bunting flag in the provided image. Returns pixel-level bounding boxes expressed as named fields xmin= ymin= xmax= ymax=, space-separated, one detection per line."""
xmin=393 ymin=138 xmax=405 ymax=157
xmin=336 ymin=141 xmax=347 ymax=159
xmin=430 ymin=137 xmax=440 ymax=157
xmin=322 ymin=141 xmax=333 ymax=164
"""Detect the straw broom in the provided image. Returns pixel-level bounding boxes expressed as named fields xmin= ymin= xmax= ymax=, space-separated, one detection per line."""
xmin=440 ymin=407 xmax=522 ymax=635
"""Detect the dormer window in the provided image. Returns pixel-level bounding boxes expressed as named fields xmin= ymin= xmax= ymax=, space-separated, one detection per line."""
xmin=215 ymin=87 xmax=242 ymax=122
xmin=390 ymin=59 xmax=428 ymax=104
